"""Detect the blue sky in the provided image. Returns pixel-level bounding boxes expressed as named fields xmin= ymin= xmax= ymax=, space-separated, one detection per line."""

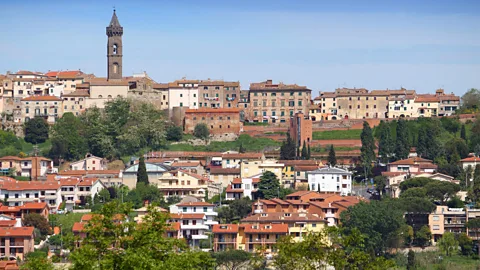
xmin=1 ymin=0 xmax=479 ymax=96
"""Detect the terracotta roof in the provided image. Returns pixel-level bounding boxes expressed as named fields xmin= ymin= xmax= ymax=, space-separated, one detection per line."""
xmin=309 ymin=201 xmax=338 ymax=209
xmin=414 ymin=95 xmax=439 ymax=103
xmin=243 ymin=223 xmax=289 ymax=234
xmin=152 ymin=83 xmax=169 ymax=89
xmin=285 ymin=200 xmax=309 ymax=205
xmin=0 ymin=206 xmax=21 ymax=213
xmin=58 ymin=170 xmax=120 ymax=176
xmin=0 ymin=156 xmax=22 ymax=161
xmin=209 ymin=167 xmax=241 ymax=175
xmin=231 ymin=178 xmax=242 ymax=184
xmin=169 ymin=213 xmax=205 ymax=219
xmin=14 ymin=70 xmax=37 ymax=75
xmin=0 ymin=227 xmax=34 ymax=237
xmin=0 ymin=156 xmax=51 ymax=162
xmin=20 ymin=202 xmax=48 ymax=210
xmin=225 ymin=185 xmax=243 ymax=193
xmin=179 ymin=170 xmax=212 ymax=182
xmin=176 ymin=202 xmax=214 ymax=207
xmin=418 ymin=163 xmax=438 ymax=169
xmin=166 ymin=222 xmax=180 ymax=231
xmin=198 ymin=80 xmax=240 ymax=87
xmin=0 ymin=220 xmax=17 ymax=227
xmin=294 ymin=165 xmax=321 ymax=171
xmin=62 ymin=89 xmax=89 ymax=97
xmin=269 ymin=198 xmax=289 ymax=205
xmin=332 ymin=200 xmax=360 ymax=209
xmin=250 ymin=80 xmax=309 ymax=91
xmin=461 ymin=157 xmax=480 ymax=162
xmin=439 ymin=95 xmax=459 ymax=101
xmin=222 ymin=153 xmax=264 ymax=159
xmin=212 ymin=224 xmax=239 ymax=233
xmin=286 ymin=190 xmax=322 ymax=198
xmin=185 ymin=108 xmax=241 ymax=114
xmin=171 ymin=161 xmax=200 ymax=167
xmin=149 ymin=151 xmax=223 ymax=159
xmin=0 ymin=181 xmax=60 ymax=191
xmin=72 ymin=222 xmax=85 ymax=232
xmin=21 ymin=95 xmax=62 ymax=101
xmin=87 ymin=78 xmax=129 ymax=86
xmin=81 ymin=214 xmax=96 ymax=222
xmin=389 ymin=157 xmax=433 ymax=165
xmin=241 ymin=212 xmax=324 ymax=223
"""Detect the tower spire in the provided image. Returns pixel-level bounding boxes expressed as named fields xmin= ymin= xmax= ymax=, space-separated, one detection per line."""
xmin=109 ymin=9 xmax=121 ymax=27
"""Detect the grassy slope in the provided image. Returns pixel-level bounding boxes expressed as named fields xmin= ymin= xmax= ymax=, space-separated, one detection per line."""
xmin=312 ymin=129 xmax=362 ymax=140
xmin=167 ymin=134 xmax=280 ymax=152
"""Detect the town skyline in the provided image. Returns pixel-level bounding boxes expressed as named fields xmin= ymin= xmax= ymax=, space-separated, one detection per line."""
xmin=1 ymin=0 xmax=479 ymax=95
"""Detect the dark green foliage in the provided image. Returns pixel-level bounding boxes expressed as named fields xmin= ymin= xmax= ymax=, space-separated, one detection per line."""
xmin=257 ymin=171 xmax=281 ymax=199
xmin=377 ymin=120 xmax=394 ymax=163
xmin=193 ymin=123 xmax=209 ymax=139
xmin=24 ymin=117 xmax=49 ymax=144
xmin=360 ymin=121 xmax=376 ymax=174
xmin=238 ymin=142 xmax=246 ymax=153
xmin=0 ymin=130 xmax=23 ymax=157
xmin=301 ymin=141 xmax=308 ymax=159
xmin=328 ymin=145 xmax=337 ymax=166
xmin=212 ymin=250 xmax=251 ymax=270
xmin=165 ymin=125 xmax=183 ymax=142
xmin=415 ymin=225 xmax=431 ymax=248
xmin=440 ymin=117 xmax=461 ymax=135
xmin=457 ymin=233 xmax=474 ymax=256
xmin=460 ymin=124 xmax=467 ymax=141
xmin=469 ymin=119 xmax=480 ymax=152
xmin=23 ymin=213 xmax=52 ymax=236
xmin=217 ymin=197 xmax=252 ymax=223
xmin=374 ymin=175 xmax=387 ymax=196
xmin=307 ymin=144 xmax=311 ymax=160
xmin=447 ymin=197 xmax=465 ymax=208
xmin=400 ymin=177 xmax=435 ymax=192
xmin=280 ymin=133 xmax=296 ymax=160
xmin=49 ymin=112 xmax=88 ymax=160
xmin=460 ymin=88 xmax=480 ymax=112
xmin=400 ymin=187 xmax=428 ymax=199
xmin=395 ymin=119 xmax=410 ymax=160
xmin=407 ymin=249 xmax=415 ymax=270
xmin=136 ymin=156 xmax=149 ymax=186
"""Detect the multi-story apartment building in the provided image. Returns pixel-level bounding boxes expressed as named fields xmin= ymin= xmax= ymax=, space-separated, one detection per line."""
xmin=69 ymin=154 xmax=108 ymax=171
xmin=152 ymin=83 xmax=169 ymax=110
xmin=436 ymin=89 xmax=460 ymax=116
xmin=198 ymin=80 xmax=240 ymax=109
xmin=167 ymin=79 xmax=200 ymax=113
xmin=21 ymin=95 xmax=62 ymax=123
xmin=62 ymin=89 xmax=88 ymax=116
xmin=0 ymin=156 xmax=54 ymax=180
xmin=307 ymin=167 xmax=352 ymax=196
xmin=0 ymin=181 xmax=62 ymax=209
xmin=429 ymin=206 xmax=467 ymax=244
xmin=246 ymin=80 xmax=312 ymax=124
xmin=0 ymin=227 xmax=35 ymax=260
xmin=212 ymin=224 xmax=240 ymax=251
xmin=59 ymin=177 xmax=105 ymax=210
xmin=44 ymin=71 xmax=85 ymax=95
xmin=184 ymin=108 xmax=242 ymax=135
xmin=155 ymin=170 xmax=219 ymax=200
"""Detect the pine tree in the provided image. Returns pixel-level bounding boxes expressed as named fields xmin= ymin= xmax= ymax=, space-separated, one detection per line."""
xmin=328 ymin=145 xmax=337 ymax=166
xmin=301 ymin=141 xmax=308 ymax=160
xmin=360 ymin=121 xmax=376 ymax=175
xmin=461 ymin=124 xmax=467 ymax=142
xmin=137 ymin=156 xmax=149 ymax=186
xmin=307 ymin=145 xmax=311 ymax=160
xmin=395 ymin=119 xmax=410 ymax=160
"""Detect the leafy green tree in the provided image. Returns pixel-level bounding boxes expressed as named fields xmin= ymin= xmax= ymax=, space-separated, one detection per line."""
xmin=415 ymin=225 xmax=431 ymax=248
xmin=328 ymin=145 xmax=337 ymax=166
xmin=447 ymin=196 xmax=464 ymax=208
xmin=360 ymin=121 xmax=376 ymax=175
xmin=400 ymin=187 xmax=427 ymax=199
xmin=49 ymin=112 xmax=88 ymax=160
xmin=238 ymin=142 xmax=246 ymax=153
xmin=193 ymin=123 xmax=209 ymax=140
xmin=137 ymin=156 xmax=149 ymax=186
xmin=48 ymin=234 xmax=62 ymax=248
xmin=438 ymin=232 xmax=458 ymax=256
xmin=81 ymin=107 xmax=115 ymax=159
xmin=24 ymin=117 xmax=49 ymax=144
xmin=69 ymin=201 xmax=215 ymax=270
xmin=461 ymin=124 xmax=467 ymax=142
xmin=212 ymin=249 xmax=251 ymax=270
xmin=440 ymin=117 xmax=461 ymax=135
xmin=280 ymin=133 xmax=296 ymax=160
xmin=307 ymin=144 xmax=311 ymax=160
xmin=461 ymin=88 xmax=480 ymax=111
xmin=374 ymin=175 xmax=387 ymax=196
xmin=395 ymin=119 xmax=410 ymax=160
xmin=469 ymin=119 xmax=480 ymax=152
xmin=340 ymin=200 xmax=406 ymax=255
xmin=466 ymin=218 xmax=480 ymax=256
xmin=399 ymin=177 xmax=434 ymax=192
xmin=407 ymin=249 xmax=415 ymax=270
xmin=166 ymin=125 xmax=183 ymax=142
xmin=377 ymin=121 xmax=394 ymax=163
xmin=257 ymin=171 xmax=280 ymax=199
xmin=20 ymin=256 xmax=55 ymax=270
xmin=424 ymin=181 xmax=460 ymax=205
xmin=301 ymin=141 xmax=307 ymax=160
xmin=457 ymin=233 xmax=474 ymax=256
xmin=23 ymin=213 xmax=52 ymax=236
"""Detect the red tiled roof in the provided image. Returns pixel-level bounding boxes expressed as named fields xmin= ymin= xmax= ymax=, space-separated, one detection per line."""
xmin=169 ymin=213 xmax=205 ymax=219
xmin=0 ymin=227 xmax=34 ymax=237
xmin=419 ymin=163 xmax=438 ymax=169
xmin=231 ymin=178 xmax=242 ymax=184
xmin=225 ymin=185 xmax=243 ymax=193
xmin=222 ymin=153 xmax=264 ymax=159
xmin=179 ymin=170 xmax=212 ymax=182
xmin=21 ymin=95 xmax=62 ymax=101
xmin=0 ymin=220 xmax=17 ymax=227
xmin=166 ymin=222 xmax=180 ymax=231
xmin=72 ymin=222 xmax=85 ymax=232
xmin=58 ymin=170 xmax=120 ymax=176
xmin=210 ymin=167 xmax=241 ymax=175
xmin=0 ymin=206 xmax=20 ymax=213
xmin=285 ymin=200 xmax=309 ymax=205
xmin=461 ymin=157 xmax=480 ymax=162
xmin=294 ymin=165 xmax=321 ymax=171
xmin=243 ymin=223 xmax=288 ymax=234
xmin=279 ymin=160 xmax=320 ymax=166
xmin=176 ymin=202 xmax=214 ymax=207
xmin=389 ymin=157 xmax=433 ymax=165
xmin=81 ymin=214 xmax=96 ymax=222
xmin=171 ymin=161 xmax=200 ymax=167
xmin=0 ymin=181 xmax=60 ymax=191
xmin=185 ymin=108 xmax=240 ymax=114
xmin=241 ymin=212 xmax=325 ymax=223
xmin=212 ymin=224 xmax=239 ymax=233
xmin=20 ymin=202 xmax=48 ymax=210
xmin=62 ymin=90 xmax=89 ymax=97
xmin=309 ymin=201 xmax=338 ymax=209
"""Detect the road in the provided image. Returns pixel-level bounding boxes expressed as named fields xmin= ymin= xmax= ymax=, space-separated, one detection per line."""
xmin=352 ymin=182 xmax=372 ymax=199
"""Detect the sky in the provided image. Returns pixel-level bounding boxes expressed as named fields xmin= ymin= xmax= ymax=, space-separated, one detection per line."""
xmin=1 ymin=0 xmax=479 ymax=96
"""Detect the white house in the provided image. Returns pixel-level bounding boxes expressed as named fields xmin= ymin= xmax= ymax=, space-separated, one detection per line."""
xmin=225 ymin=174 xmax=261 ymax=200
xmin=460 ymin=156 xmax=480 ymax=170
xmin=60 ymin=177 xmax=105 ymax=210
xmin=0 ymin=180 xmax=62 ymax=210
xmin=307 ymin=167 xmax=352 ymax=196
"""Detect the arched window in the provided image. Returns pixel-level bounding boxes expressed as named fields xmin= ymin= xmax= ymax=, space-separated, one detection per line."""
xmin=113 ymin=63 xmax=119 ymax=74
xmin=108 ymin=95 xmax=112 ymax=98
xmin=98 ymin=95 xmax=103 ymax=98
xmin=113 ymin=44 xmax=118 ymax=55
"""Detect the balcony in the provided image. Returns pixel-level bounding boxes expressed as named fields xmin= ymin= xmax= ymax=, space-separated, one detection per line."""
xmin=181 ymin=224 xmax=209 ymax=230
xmin=205 ymin=220 xmax=219 ymax=225
xmin=191 ymin=235 xmax=209 ymax=240
xmin=246 ymin=238 xmax=277 ymax=244
xmin=7 ymin=197 xmax=36 ymax=202
xmin=204 ymin=97 xmax=219 ymax=101
xmin=216 ymin=238 xmax=237 ymax=243
xmin=226 ymin=97 xmax=235 ymax=101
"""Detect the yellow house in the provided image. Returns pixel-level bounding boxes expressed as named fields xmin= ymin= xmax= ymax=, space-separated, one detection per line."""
xmin=155 ymin=170 xmax=220 ymax=200
xmin=240 ymin=160 xmax=284 ymax=181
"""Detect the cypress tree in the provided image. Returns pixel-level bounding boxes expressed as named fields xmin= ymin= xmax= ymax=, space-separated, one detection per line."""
xmin=328 ymin=145 xmax=337 ymax=166
xmin=307 ymin=145 xmax=311 ymax=160
xmin=301 ymin=141 xmax=308 ymax=160
xmin=416 ymin=128 xmax=427 ymax=158
xmin=360 ymin=121 xmax=376 ymax=175
xmin=461 ymin=124 xmax=467 ymax=142
xmin=297 ymin=145 xmax=300 ymax=159
xmin=395 ymin=119 xmax=410 ymax=160
xmin=378 ymin=121 xmax=394 ymax=163
xmin=137 ymin=156 xmax=149 ymax=186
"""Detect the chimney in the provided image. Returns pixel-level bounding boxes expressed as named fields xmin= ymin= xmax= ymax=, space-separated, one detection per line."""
xmin=266 ymin=79 xmax=273 ymax=85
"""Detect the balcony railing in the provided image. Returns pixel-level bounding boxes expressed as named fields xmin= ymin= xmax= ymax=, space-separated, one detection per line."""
xmin=226 ymin=97 xmax=235 ymax=101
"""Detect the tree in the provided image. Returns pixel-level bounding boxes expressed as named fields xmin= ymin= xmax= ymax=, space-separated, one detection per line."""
xmin=395 ymin=119 xmax=410 ymax=160
xmin=447 ymin=196 xmax=464 ymax=208
xmin=360 ymin=121 xmax=376 ymax=175
xmin=165 ymin=126 xmax=183 ymax=142
xmin=374 ymin=175 xmax=387 ymax=197
xmin=466 ymin=218 xmax=480 ymax=256
xmin=257 ymin=171 xmax=280 ymax=199
xmin=238 ymin=142 xmax=246 ymax=153
xmin=400 ymin=187 xmax=427 ymax=199
xmin=438 ymin=232 xmax=458 ymax=256
xmin=407 ymin=250 xmax=415 ymax=270
xmin=377 ymin=121 xmax=394 ymax=163
xmin=400 ymin=177 xmax=434 ymax=192
xmin=280 ymin=133 xmax=296 ymax=160
xmin=23 ymin=213 xmax=52 ymax=236
xmin=193 ymin=123 xmax=209 ymax=140
xmin=212 ymin=250 xmax=251 ymax=270
xmin=24 ymin=117 xmax=49 ymax=144
xmin=20 ymin=257 xmax=55 ymax=270
xmin=328 ymin=145 xmax=337 ymax=166
xmin=69 ymin=201 xmax=215 ymax=269
xmin=461 ymin=124 xmax=467 ymax=142
xmin=340 ymin=200 xmax=406 ymax=255
xmin=415 ymin=225 xmax=431 ymax=248
xmin=457 ymin=233 xmax=474 ymax=256
xmin=49 ymin=112 xmax=88 ymax=161
xmin=307 ymin=145 xmax=311 ymax=160
xmin=416 ymin=127 xmax=427 ymax=158
xmin=136 ymin=156 xmax=149 ymax=186
xmin=48 ymin=234 xmax=62 ymax=248
xmin=301 ymin=141 xmax=307 ymax=160
xmin=461 ymin=88 xmax=480 ymax=111
xmin=470 ymin=119 xmax=480 ymax=152
xmin=424 ymin=181 xmax=460 ymax=205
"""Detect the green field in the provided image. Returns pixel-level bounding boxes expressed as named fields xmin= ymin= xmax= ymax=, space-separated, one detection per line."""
xmin=167 ymin=134 xmax=280 ymax=152
xmin=20 ymin=139 xmax=52 ymax=156
xmin=310 ymin=145 xmax=360 ymax=153
xmin=312 ymin=129 xmax=362 ymax=140
xmin=393 ymin=251 xmax=480 ymax=270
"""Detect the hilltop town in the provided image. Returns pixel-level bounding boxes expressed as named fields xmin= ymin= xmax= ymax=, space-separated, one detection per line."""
xmin=0 ymin=9 xmax=479 ymax=270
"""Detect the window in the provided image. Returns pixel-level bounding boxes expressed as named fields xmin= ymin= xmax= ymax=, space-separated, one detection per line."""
xmin=180 ymin=94 xmax=183 ymax=97
xmin=193 ymin=94 xmax=196 ymax=97
xmin=433 ymin=215 xmax=439 ymax=221
xmin=215 ymin=86 xmax=220 ymax=90
xmin=179 ymin=102 xmax=183 ymax=107
xmin=193 ymin=207 xmax=196 ymax=212
xmin=281 ymin=111 xmax=285 ymax=116
xmin=298 ymin=92 xmax=302 ymax=96
xmin=203 ymin=207 xmax=207 ymax=212
xmin=298 ymin=101 xmax=302 ymax=106
xmin=433 ymin=225 xmax=440 ymax=230
xmin=357 ymin=105 xmax=360 ymax=109
xmin=182 ymin=207 xmax=187 ymax=212
xmin=26 ymin=108 xmax=29 ymax=113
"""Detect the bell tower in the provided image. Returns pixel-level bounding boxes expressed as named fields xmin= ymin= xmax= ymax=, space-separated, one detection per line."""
xmin=106 ymin=9 xmax=123 ymax=80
